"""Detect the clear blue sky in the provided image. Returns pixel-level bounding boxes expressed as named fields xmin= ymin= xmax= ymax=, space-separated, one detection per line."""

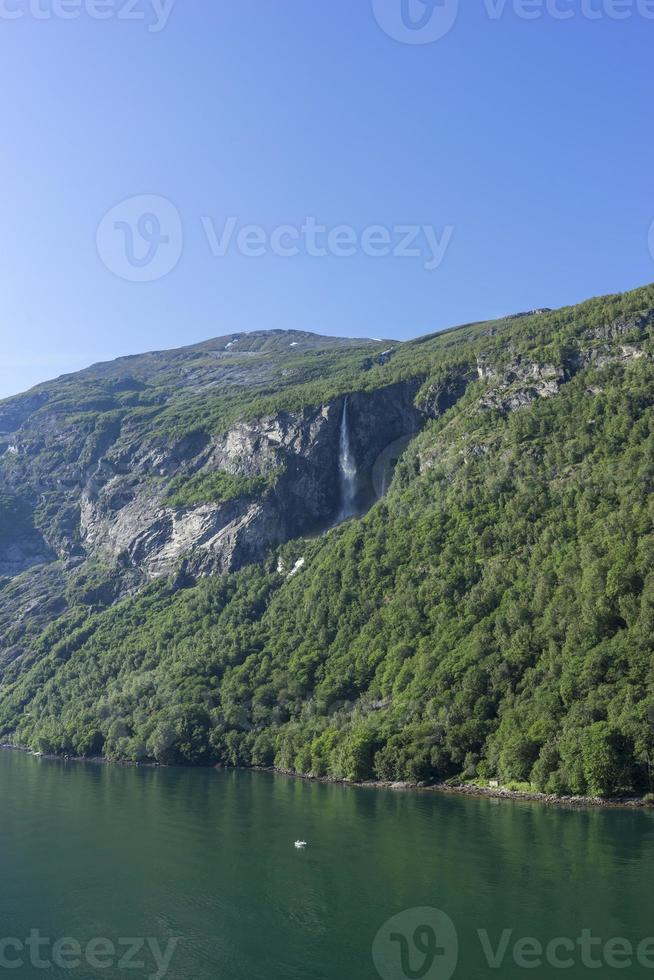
xmin=1 ymin=0 xmax=652 ymax=398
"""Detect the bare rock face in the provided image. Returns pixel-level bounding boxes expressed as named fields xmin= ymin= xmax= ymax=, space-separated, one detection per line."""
xmin=157 ymin=380 xmax=427 ymax=577
xmin=2 ymin=309 xmax=649 ymax=613
xmin=474 ymin=313 xmax=651 ymax=416
xmin=420 ymin=369 xmax=478 ymax=418
xmin=585 ymin=309 xmax=654 ymax=341
xmin=3 ymin=309 xmax=648 ymax=665
xmin=477 ymin=359 xmax=566 ymax=413
xmin=0 ymin=534 xmax=55 ymax=579
xmin=0 ymin=294 xmax=651 ymax=691
xmin=74 ymin=405 xmax=336 ymax=580
xmin=0 ymin=362 xmax=428 ymax=666
xmin=0 ymin=378 xmax=430 ymax=636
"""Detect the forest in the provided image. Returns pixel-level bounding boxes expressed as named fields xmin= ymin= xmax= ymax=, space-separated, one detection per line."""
xmin=1 ymin=284 xmax=653 ymax=798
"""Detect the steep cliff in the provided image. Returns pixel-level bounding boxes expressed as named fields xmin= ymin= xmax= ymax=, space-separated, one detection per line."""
xmin=0 ymin=331 xmax=431 ymax=662
xmin=1 ymin=284 xmax=654 ymax=798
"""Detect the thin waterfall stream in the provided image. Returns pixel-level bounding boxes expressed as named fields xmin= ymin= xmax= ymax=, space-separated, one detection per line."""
xmin=338 ymin=396 xmax=357 ymax=520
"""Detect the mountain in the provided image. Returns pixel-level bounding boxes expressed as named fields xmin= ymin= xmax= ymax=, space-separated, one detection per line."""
xmin=1 ymin=286 xmax=654 ymax=798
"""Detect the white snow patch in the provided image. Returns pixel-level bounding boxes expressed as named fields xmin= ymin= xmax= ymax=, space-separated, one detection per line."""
xmin=289 ymin=557 xmax=305 ymax=577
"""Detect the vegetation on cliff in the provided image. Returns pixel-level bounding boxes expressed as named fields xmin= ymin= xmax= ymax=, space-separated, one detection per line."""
xmin=165 ymin=470 xmax=280 ymax=509
xmin=1 ymin=284 xmax=654 ymax=797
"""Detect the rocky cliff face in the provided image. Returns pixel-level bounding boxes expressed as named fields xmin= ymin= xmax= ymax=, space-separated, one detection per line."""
xmin=2 ymin=298 xmax=652 ymax=668
xmin=0 ymin=340 xmax=429 ymax=664
xmin=76 ymin=379 xmax=427 ymax=580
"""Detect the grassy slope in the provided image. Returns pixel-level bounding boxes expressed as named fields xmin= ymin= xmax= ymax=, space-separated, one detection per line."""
xmin=1 ymin=284 xmax=654 ymax=797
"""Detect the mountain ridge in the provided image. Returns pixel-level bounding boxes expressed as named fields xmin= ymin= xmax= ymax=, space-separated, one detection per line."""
xmin=1 ymin=282 xmax=653 ymax=798
xmin=0 ymin=329 xmax=393 ymax=409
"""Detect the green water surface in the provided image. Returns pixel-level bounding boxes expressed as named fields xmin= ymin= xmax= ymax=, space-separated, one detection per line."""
xmin=0 ymin=750 xmax=652 ymax=979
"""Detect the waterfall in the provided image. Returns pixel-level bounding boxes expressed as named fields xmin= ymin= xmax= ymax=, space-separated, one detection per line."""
xmin=338 ymin=397 xmax=357 ymax=520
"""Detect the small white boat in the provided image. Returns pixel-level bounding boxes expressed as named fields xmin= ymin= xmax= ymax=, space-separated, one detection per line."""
xmin=294 ymin=840 xmax=307 ymax=849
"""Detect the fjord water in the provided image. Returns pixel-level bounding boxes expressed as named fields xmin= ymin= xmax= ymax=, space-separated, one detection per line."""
xmin=1 ymin=751 xmax=653 ymax=979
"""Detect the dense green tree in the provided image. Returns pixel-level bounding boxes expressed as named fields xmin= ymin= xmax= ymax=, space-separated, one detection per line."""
xmin=1 ymin=285 xmax=654 ymax=796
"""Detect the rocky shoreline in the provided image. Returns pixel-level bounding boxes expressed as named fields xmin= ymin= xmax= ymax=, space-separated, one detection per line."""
xmin=2 ymin=744 xmax=651 ymax=809
xmin=254 ymin=766 xmax=654 ymax=810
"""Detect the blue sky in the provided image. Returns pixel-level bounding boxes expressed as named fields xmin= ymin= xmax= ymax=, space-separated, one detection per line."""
xmin=0 ymin=0 xmax=652 ymax=398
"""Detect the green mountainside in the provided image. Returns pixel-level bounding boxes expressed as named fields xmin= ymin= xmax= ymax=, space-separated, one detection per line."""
xmin=1 ymin=285 xmax=654 ymax=797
